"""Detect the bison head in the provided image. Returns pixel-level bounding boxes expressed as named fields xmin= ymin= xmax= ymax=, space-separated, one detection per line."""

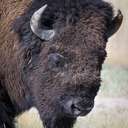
xmin=26 ymin=4 xmax=123 ymax=119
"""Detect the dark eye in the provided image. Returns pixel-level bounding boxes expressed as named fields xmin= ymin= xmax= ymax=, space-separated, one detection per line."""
xmin=48 ymin=53 xmax=65 ymax=69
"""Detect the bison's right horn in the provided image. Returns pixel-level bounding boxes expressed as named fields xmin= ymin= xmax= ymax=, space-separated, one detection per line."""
xmin=30 ymin=4 xmax=55 ymax=40
xmin=107 ymin=10 xmax=123 ymax=37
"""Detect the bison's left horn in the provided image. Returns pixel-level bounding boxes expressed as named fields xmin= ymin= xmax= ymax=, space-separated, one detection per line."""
xmin=107 ymin=10 xmax=123 ymax=37
xmin=30 ymin=4 xmax=55 ymax=40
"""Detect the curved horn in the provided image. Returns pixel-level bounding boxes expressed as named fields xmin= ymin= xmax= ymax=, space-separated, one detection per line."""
xmin=30 ymin=4 xmax=55 ymax=40
xmin=107 ymin=10 xmax=123 ymax=37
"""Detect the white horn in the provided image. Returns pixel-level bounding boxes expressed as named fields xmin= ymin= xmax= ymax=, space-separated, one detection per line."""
xmin=30 ymin=4 xmax=55 ymax=40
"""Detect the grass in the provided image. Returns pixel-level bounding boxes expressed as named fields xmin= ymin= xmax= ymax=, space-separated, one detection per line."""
xmin=100 ymin=64 xmax=128 ymax=97
xmin=75 ymin=107 xmax=128 ymax=128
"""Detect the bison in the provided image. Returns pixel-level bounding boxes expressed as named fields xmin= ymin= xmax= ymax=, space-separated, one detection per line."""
xmin=0 ymin=0 xmax=123 ymax=128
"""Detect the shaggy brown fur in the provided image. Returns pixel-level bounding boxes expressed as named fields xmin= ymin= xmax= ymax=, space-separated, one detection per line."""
xmin=0 ymin=0 xmax=118 ymax=128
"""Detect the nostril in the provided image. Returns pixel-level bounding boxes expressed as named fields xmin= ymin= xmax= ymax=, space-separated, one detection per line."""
xmin=71 ymin=103 xmax=75 ymax=110
xmin=70 ymin=103 xmax=82 ymax=115
xmin=71 ymin=103 xmax=80 ymax=111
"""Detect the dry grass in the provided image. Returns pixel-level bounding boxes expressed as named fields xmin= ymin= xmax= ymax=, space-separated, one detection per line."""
xmin=100 ymin=64 xmax=128 ymax=97
xmin=75 ymin=107 xmax=128 ymax=128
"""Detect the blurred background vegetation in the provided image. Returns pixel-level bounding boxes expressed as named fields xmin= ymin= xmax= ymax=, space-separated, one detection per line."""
xmin=16 ymin=0 xmax=128 ymax=128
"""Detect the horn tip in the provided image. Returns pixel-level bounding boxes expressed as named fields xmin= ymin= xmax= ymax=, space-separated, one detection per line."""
xmin=117 ymin=10 xmax=123 ymax=20
xmin=43 ymin=4 xmax=48 ymax=8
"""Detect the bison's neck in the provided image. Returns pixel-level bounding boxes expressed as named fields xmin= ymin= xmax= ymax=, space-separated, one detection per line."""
xmin=0 ymin=0 xmax=35 ymax=113
xmin=0 ymin=41 xmax=33 ymax=113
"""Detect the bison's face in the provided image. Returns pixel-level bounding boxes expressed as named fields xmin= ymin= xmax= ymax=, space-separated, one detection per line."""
xmin=36 ymin=40 xmax=103 ymax=117
xmin=29 ymin=5 xmax=123 ymax=117
xmin=31 ymin=21 xmax=104 ymax=117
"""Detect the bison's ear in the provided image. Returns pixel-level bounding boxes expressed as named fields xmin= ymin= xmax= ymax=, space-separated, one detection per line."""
xmin=30 ymin=4 xmax=55 ymax=41
xmin=107 ymin=10 xmax=123 ymax=38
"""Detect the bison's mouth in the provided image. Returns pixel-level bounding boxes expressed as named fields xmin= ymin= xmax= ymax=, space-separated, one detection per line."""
xmin=71 ymin=103 xmax=94 ymax=117
xmin=63 ymin=97 xmax=94 ymax=117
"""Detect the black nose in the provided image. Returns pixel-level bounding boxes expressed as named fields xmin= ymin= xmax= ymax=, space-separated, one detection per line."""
xmin=67 ymin=98 xmax=94 ymax=117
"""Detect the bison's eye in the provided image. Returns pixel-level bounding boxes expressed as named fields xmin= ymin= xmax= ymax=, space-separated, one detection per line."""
xmin=48 ymin=53 xmax=65 ymax=69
